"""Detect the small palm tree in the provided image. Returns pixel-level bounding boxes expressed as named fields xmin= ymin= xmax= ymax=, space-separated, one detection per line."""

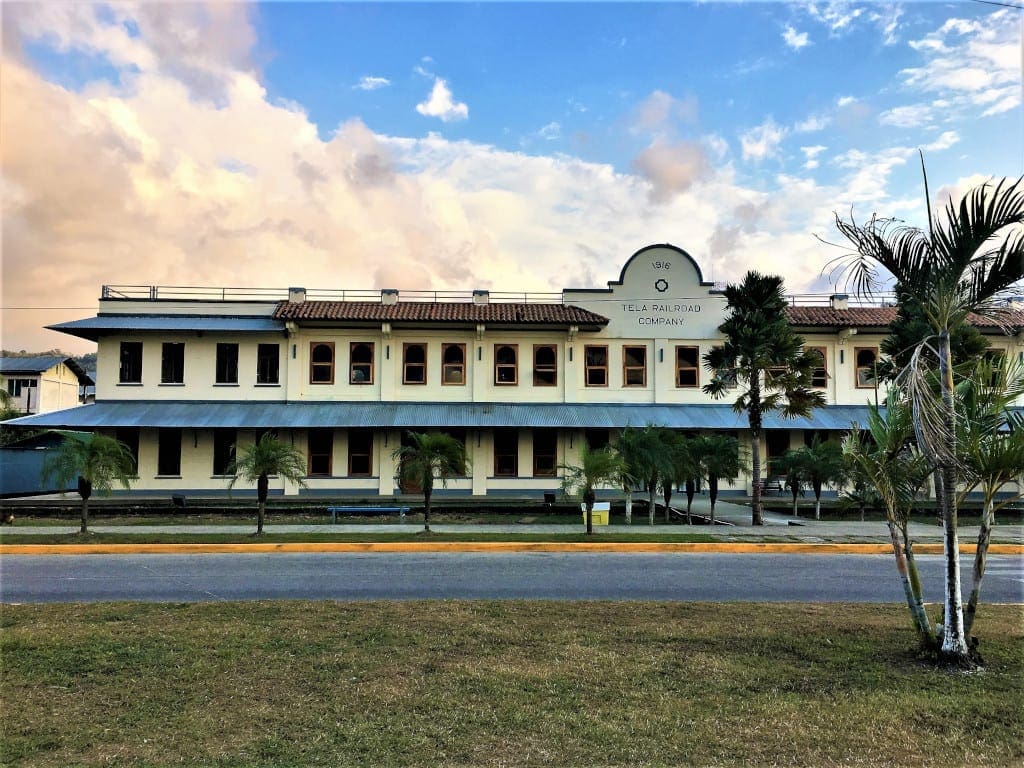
xmin=41 ymin=432 xmax=135 ymax=534
xmin=393 ymin=431 xmax=468 ymax=532
xmin=774 ymin=450 xmax=805 ymax=518
xmin=667 ymin=434 xmax=700 ymax=524
xmin=614 ymin=426 xmax=648 ymax=525
xmin=227 ymin=434 xmax=307 ymax=535
xmin=560 ymin=444 xmax=625 ymax=535
xmin=797 ymin=436 xmax=847 ymax=520
xmin=696 ymin=434 xmax=741 ymax=525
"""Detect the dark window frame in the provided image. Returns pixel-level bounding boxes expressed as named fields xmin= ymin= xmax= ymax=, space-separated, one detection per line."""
xmin=256 ymin=343 xmax=280 ymax=384
xmin=855 ymin=347 xmax=878 ymax=389
xmin=622 ymin=345 xmax=647 ymax=388
xmin=532 ymin=429 xmax=557 ymax=477
xmin=584 ymin=345 xmax=608 ymax=387
xmin=675 ymin=345 xmax=700 ymax=388
xmin=212 ymin=429 xmax=237 ymax=476
xmin=215 ymin=343 xmax=239 ymax=385
xmin=161 ymin=342 xmax=185 ymax=384
xmin=493 ymin=428 xmax=519 ymax=477
xmin=157 ymin=428 xmax=182 ymax=476
xmin=119 ymin=341 xmax=143 ymax=384
xmin=809 ymin=346 xmax=828 ymax=388
xmin=403 ymin=343 xmax=428 ymax=385
xmin=347 ymin=429 xmax=374 ymax=477
xmin=307 ymin=428 xmax=334 ymax=477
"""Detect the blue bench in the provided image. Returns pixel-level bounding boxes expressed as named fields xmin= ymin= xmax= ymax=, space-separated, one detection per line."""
xmin=327 ymin=506 xmax=409 ymax=523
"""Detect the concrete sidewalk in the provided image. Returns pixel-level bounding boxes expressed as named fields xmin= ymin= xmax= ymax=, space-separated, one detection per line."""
xmin=4 ymin=499 xmax=1021 ymax=544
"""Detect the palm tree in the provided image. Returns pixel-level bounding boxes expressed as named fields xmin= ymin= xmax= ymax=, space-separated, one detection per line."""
xmin=798 ymin=436 xmax=847 ymax=520
xmin=40 ymin=431 xmax=135 ymax=534
xmin=392 ymin=431 xmax=468 ymax=532
xmin=956 ymin=356 xmax=1024 ymax=638
xmin=614 ymin=426 xmax=649 ymax=526
xmin=560 ymin=443 xmax=625 ymax=535
xmin=832 ymin=167 xmax=1024 ymax=662
xmin=774 ymin=450 xmax=804 ymax=518
xmin=622 ymin=424 xmax=674 ymax=526
xmin=703 ymin=272 xmax=826 ymax=525
xmin=226 ymin=433 xmax=307 ymax=535
xmin=843 ymin=394 xmax=935 ymax=649
xmin=668 ymin=434 xmax=701 ymax=524
xmin=696 ymin=433 xmax=740 ymax=525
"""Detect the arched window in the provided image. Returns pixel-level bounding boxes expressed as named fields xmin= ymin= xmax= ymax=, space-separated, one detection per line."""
xmin=310 ymin=343 xmax=335 ymax=384
xmin=533 ymin=345 xmax=557 ymax=386
xmin=350 ymin=342 xmax=374 ymax=384
xmin=442 ymin=343 xmax=466 ymax=385
xmin=494 ymin=345 xmax=518 ymax=385
xmin=403 ymin=343 xmax=427 ymax=384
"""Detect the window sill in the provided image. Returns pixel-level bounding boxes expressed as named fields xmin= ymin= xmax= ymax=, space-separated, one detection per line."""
xmin=154 ymin=475 xmax=182 ymax=479
xmin=213 ymin=383 xmax=239 ymax=387
xmin=210 ymin=475 xmax=237 ymax=479
xmin=117 ymin=382 xmax=144 ymax=386
xmin=159 ymin=383 xmax=185 ymax=387
xmin=255 ymin=383 xmax=281 ymax=387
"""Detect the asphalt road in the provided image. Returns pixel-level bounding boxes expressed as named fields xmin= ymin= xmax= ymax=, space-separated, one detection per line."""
xmin=2 ymin=552 xmax=1023 ymax=603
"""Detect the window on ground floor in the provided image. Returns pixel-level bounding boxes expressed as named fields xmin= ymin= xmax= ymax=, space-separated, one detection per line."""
xmin=347 ymin=429 xmax=373 ymax=476
xmin=114 ymin=427 xmax=139 ymax=475
xmin=212 ymin=429 xmax=237 ymax=476
xmin=533 ymin=429 xmax=557 ymax=477
xmin=157 ymin=428 xmax=182 ymax=476
xmin=493 ymin=428 xmax=518 ymax=477
xmin=308 ymin=428 xmax=334 ymax=476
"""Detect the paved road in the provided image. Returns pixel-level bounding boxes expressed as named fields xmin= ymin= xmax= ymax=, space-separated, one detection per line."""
xmin=2 ymin=552 xmax=1022 ymax=603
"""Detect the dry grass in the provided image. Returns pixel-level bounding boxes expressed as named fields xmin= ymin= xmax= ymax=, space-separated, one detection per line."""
xmin=2 ymin=602 xmax=1022 ymax=767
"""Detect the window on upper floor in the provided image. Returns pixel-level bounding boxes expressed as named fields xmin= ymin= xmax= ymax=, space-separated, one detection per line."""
xmin=494 ymin=428 xmax=519 ymax=476
xmin=623 ymin=345 xmax=647 ymax=387
xmin=808 ymin=347 xmax=828 ymax=388
xmin=855 ymin=347 xmax=878 ymax=389
xmin=350 ymin=342 xmax=374 ymax=384
xmin=157 ymin=428 xmax=182 ymax=476
xmin=161 ymin=343 xmax=184 ymax=384
xmin=584 ymin=345 xmax=608 ymax=387
xmin=494 ymin=345 xmax=518 ymax=385
xmin=533 ymin=345 xmax=557 ymax=387
xmin=119 ymin=341 xmax=143 ymax=384
xmin=533 ymin=429 xmax=557 ymax=477
xmin=441 ymin=343 xmax=466 ymax=385
xmin=212 ymin=429 xmax=236 ymax=476
xmin=215 ymin=343 xmax=239 ymax=384
xmin=256 ymin=344 xmax=280 ymax=384
xmin=675 ymin=346 xmax=700 ymax=388
xmin=308 ymin=428 xmax=333 ymax=476
xmin=348 ymin=429 xmax=373 ymax=476
xmin=310 ymin=342 xmax=335 ymax=384
xmin=403 ymin=343 xmax=427 ymax=385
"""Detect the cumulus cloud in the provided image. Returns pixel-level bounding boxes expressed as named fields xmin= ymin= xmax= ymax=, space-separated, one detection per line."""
xmin=807 ymin=2 xmax=865 ymax=34
xmin=415 ymin=78 xmax=468 ymax=122
xmin=879 ymin=104 xmax=934 ymax=129
xmin=901 ymin=9 xmax=1020 ymax=118
xmin=801 ymin=145 xmax=827 ymax=170
xmin=794 ymin=114 xmax=831 ymax=133
xmin=632 ymin=90 xmax=698 ymax=132
xmin=631 ymin=140 xmax=711 ymax=202
xmin=740 ymin=119 xmax=787 ymax=162
xmin=782 ymin=26 xmax=810 ymax=50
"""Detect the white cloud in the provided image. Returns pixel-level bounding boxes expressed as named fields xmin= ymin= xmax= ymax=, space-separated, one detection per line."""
xmin=869 ymin=6 xmax=902 ymax=46
xmin=921 ymin=131 xmax=959 ymax=152
xmin=836 ymin=95 xmax=857 ymax=107
xmin=801 ymin=145 xmax=827 ymax=169
xmin=415 ymin=78 xmax=468 ymax=122
xmin=807 ymin=2 xmax=865 ymax=34
xmin=740 ymin=119 xmax=787 ymax=162
xmin=355 ymin=76 xmax=390 ymax=91
xmin=632 ymin=90 xmax=698 ymax=133
xmin=782 ymin=26 xmax=810 ymax=50
xmin=536 ymin=122 xmax=561 ymax=141
xmin=794 ymin=114 xmax=831 ymax=133
xmin=631 ymin=139 xmax=711 ymax=202
xmin=879 ymin=104 xmax=934 ymax=129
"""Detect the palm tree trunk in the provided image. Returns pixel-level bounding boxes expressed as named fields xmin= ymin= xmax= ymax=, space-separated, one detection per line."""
xmin=663 ymin=485 xmax=672 ymax=524
xmin=685 ymin=478 xmax=695 ymax=525
xmin=814 ymin=490 xmax=822 ymax=521
xmin=937 ymin=330 xmax=969 ymax=661
xmin=624 ymin=490 xmax=632 ymax=525
xmin=423 ymin=484 xmax=432 ymax=532
xmin=584 ymin=488 xmax=595 ymax=535
xmin=791 ymin=488 xmax=798 ymax=517
xmin=749 ymin=377 xmax=764 ymax=526
xmin=256 ymin=473 xmax=269 ymax=535
xmin=648 ymin=483 xmax=656 ymax=526
xmin=964 ymin=494 xmax=995 ymax=638
xmin=886 ymin=519 xmax=932 ymax=645
xmin=77 ymin=477 xmax=92 ymax=535
xmin=708 ymin=476 xmax=718 ymax=525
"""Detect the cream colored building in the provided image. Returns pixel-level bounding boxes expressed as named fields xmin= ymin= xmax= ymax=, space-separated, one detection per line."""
xmin=7 ymin=245 xmax=1023 ymax=498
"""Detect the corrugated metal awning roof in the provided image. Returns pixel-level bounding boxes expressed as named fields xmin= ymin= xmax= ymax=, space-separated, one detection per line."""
xmin=48 ymin=315 xmax=285 ymax=341
xmin=0 ymin=355 xmax=93 ymax=384
xmin=3 ymin=400 xmax=876 ymax=431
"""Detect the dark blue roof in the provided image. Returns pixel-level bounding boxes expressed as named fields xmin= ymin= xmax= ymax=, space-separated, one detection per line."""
xmin=48 ymin=315 xmax=285 ymax=341
xmin=3 ymin=400 xmax=875 ymax=431
xmin=0 ymin=356 xmax=93 ymax=384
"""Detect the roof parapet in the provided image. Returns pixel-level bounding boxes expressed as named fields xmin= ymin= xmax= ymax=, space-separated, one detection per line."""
xmin=381 ymin=289 xmax=399 ymax=306
xmin=473 ymin=290 xmax=490 ymax=305
xmin=288 ymin=287 xmax=306 ymax=304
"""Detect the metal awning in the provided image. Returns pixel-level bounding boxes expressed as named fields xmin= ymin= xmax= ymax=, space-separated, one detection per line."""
xmin=3 ymin=401 xmax=876 ymax=431
xmin=48 ymin=315 xmax=285 ymax=341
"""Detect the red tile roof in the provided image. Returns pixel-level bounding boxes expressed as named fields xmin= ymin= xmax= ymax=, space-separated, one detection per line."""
xmin=274 ymin=301 xmax=609 ymax=326
xmin=786 ymin=305 xmax=1024 ymax=330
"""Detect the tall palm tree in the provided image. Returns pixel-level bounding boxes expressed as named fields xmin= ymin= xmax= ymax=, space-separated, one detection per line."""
xmin=392 ymin=431 xmax=468 ymax=532
xmin=560 ymin=443 xmax=625 ymax=535
xmin=843 ymin=394 xmax=935 ymax=648
xmin=227 ymin=433 xmax=307 ymax=535
xmin=832 ymin=167 xmax=1024 ymax=662
xmin=40 ymin=431 xmax=135 ymax=534
xmin=703 ymin=271 xmax=826 ymax=525
xmin=695 ymin=433 xmax=740 ymax=525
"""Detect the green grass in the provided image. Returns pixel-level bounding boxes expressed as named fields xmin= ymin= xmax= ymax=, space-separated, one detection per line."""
xmin=2 ymin=602 xmax=1021 ymax=767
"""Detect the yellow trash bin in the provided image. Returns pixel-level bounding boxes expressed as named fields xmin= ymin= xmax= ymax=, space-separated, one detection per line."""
xmin=581 ymin=503 xmax=610 ymax=526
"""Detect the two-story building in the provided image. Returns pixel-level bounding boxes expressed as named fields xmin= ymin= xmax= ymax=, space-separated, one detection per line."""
xmin=6 ymin=244 xmax=1022 ymax=498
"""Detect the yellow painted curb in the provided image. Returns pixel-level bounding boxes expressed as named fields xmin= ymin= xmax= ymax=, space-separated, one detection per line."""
xmin=1 ymin=542 xmax=1021 ymax=555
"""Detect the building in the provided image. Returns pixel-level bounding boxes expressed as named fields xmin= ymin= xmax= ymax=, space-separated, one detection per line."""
xmin=5 ymin=244 xmax=1022 ymax=498
xmin=0 ymin=355 xmax=93 ymax=415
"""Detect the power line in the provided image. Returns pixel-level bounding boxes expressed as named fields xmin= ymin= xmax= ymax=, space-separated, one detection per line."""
xmin=968 ymin=0 xmax=1024 ymax=9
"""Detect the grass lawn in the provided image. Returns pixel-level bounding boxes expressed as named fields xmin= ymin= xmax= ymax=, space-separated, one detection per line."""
xmin=2 ymin=602 xmax=1022 ymax=767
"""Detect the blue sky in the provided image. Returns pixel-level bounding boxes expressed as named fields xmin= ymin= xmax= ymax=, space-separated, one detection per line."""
xmin=2 ymin=1 xmax=1022 ymax=352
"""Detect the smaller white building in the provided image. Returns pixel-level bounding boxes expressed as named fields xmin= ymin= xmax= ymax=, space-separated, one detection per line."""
xmin=0 ymin=356 xmax=93 ymax=415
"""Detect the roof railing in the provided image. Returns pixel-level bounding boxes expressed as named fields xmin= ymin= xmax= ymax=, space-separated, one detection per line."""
xmin=101 ymin=284 xmax=901 ymax=307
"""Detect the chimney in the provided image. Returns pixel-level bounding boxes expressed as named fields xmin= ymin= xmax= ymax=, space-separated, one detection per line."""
xmin=381 ymin=289 xmax=399 ymax=306
xmin=288 ymin=287 xmax=306 ymax=304
xmin=830 ymin=294 xmax=849 ymax=310
xmin=473 ymin=290 xmax=490 ymax=305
